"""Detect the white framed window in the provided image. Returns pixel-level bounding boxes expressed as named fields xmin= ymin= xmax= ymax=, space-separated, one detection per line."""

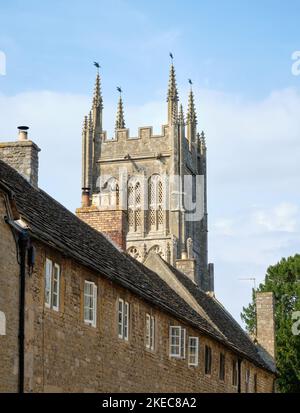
xmin=169 ymin=326 xmax=186 ymax=358
xmin=181 ymin=328 xmax=186 ymax=359
xmin=118 ymin=298 xmax=129 ymax=340
xmin=52 ymin=264 xmax=60 ymax=311
xmin=0 ymin=311 xmax=6 ymax=336
xmin=146 ymin=314 xmax=155 ymax=350
xmin=45 ymin=258 xmax=52 ymax=308
xmin=84 ymin=280 xmax=97 ymax=328
xmin=44 ymin=258 xmax=60 ymax=311
xmin=188 ymin=337 xmax=199 ymax=366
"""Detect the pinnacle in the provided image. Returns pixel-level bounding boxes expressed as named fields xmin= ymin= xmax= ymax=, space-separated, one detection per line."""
xmin=93 ymin=72 xmax=103 ymax=109
xmin=187 ymin=89 xmax=197 ymax=124
xmin=88 ymin=111 xmax=93 ymax=129
xmin=115 ymin=96 xmax=125 ymax=129
xmin=178 ymin=104 xmax=185 ymax=125
xmin=82 ymin=115 xmax=88 ymax=131
xmin=167 ymin=64 xmax=179 ymax=103
xmin=200 ymin=131 xmax=206 ymax=147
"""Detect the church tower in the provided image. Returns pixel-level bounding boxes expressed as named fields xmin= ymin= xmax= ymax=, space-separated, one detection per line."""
xmin=76 ymin=60 xmax=214 ymax=292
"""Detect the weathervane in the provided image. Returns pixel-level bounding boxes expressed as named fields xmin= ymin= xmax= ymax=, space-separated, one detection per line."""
xmin=169 ymin=52 xmax=174 ymax=61
xmin=117 ymin=86 xmax=122 ymax=96
xmin=93 ymin=61 xmax=100 ymax=72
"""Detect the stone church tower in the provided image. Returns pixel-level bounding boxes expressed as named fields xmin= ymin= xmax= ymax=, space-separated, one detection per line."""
xmin=76 ymin=63 xmax=214 ymax=292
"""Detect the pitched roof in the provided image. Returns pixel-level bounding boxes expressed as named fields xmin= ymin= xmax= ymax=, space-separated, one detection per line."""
xmin=0 ymin=159 xmax=275 ymax=373
xmin=163 ymin=260 xmax=276 ymax=373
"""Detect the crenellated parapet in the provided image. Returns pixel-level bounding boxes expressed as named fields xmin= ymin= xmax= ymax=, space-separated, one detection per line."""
xmin=101 ymin=124 xmax=169 ymax=142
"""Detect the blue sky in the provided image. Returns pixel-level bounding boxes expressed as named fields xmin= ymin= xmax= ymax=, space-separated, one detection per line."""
xmin=1 ymin=0 xmax=300 ymax=324
xmin=1 ymin=0 xmax=300 ymax=97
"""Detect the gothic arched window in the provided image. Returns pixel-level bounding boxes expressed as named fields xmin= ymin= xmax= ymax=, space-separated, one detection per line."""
xmin=128 ymin=178 xmax=142 ymax=233
xmin=148 ymin=175 xmax=164 ymax=231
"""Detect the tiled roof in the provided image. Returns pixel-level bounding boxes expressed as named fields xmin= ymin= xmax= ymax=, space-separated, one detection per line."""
xmin=0 ymin=159 xmax=275 ymax=373
xmin=163 ymin=261 xmax=276 ymax=373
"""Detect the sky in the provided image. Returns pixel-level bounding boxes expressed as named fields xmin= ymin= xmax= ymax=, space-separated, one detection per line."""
xmin=0 ymin=0 xmax=300 ymax=325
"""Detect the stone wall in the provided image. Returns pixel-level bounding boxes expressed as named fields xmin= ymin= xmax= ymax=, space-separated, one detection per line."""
xmin=21 ymin=239 xmax=274 ymax=393
xmin=0 ymin=193 xmax=20 ymax=392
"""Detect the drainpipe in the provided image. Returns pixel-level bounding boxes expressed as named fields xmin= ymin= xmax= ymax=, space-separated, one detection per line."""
xmin=18 ymin=229 xmax=29 ymax=393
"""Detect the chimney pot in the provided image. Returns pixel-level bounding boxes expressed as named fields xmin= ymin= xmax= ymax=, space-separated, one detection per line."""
xmin=18 ymin=126 xmax=29 ymax=141
xmin=81 ymin=188 xmax=91 ymax=207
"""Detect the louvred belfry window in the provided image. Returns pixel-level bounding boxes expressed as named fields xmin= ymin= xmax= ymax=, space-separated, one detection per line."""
xmin=128 ymin=179 xmax=142 ymax=233
xmin=148 ymin=175 xmax=164 ymax=231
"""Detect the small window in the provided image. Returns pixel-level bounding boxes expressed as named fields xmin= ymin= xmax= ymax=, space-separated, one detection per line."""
xmin=188 ymin=337 xmax=199 ymax=366
xmin=170 ymin=326 xmax=181 ymax=358
xmin=0 ymin=311 xmax=6 ymax=336
xmin=146 ymin=314 xmax=155 ymax=351
xmin=118 ymin=298 xmax=129 ymax=340
xmin=181 ymin=328 xmax=186 ymax=359
xmin=44 ymin=258 xmax=60 ymax=311
xmin=52 ymin=264 xmax=60 ymax=311
xmin=205 ymin=345 xmax=212 ymax=375
xmin=253 ymin=373 xmax=258 ymax=393
xmin=245 ymin=368 xmax=250 ymax=393
xmin=45 ymin=258 xmax=52 ymax=308
xmin=232 ymin=359 xmax=238 ymax=386
xmin=169 ymin=326 xmax=186 ymax=358
xmin=84 ymin=281 xmax=97 ymax=328
xmin=219 ymin=353 xmax=225 ymax=381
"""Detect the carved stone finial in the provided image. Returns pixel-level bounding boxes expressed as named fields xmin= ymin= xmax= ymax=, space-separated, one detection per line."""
xmin=115 ymin=94 xmax=125 ymax=129
xmin=178 ymin=104 xmax=185 ymax=126
xmin=82 ymin=115 xmax=88 ymax=132
xmin=88 ymin=111 xmax=93 ymax=130
xmin=186 ymin=89 xmax=197 ymax=125
xmin=167 ymin=62 xmax=179 ymax=125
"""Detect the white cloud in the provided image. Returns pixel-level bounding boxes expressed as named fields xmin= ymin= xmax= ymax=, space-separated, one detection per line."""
xmin=253 ymin=202 xmax=299 ymax=233
xmin=0 ymin=86 xmax=300 ymax=324
xmin=213 ymin=218 xmax=235 ymax=236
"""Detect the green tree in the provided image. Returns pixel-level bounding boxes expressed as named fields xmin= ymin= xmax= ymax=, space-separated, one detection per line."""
xmin=241 ymin=254 xmax=300 ymax=393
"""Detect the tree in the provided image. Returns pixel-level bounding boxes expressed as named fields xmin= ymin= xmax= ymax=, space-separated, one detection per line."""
xmin=241 ymin=254 xmax=300 ymax=393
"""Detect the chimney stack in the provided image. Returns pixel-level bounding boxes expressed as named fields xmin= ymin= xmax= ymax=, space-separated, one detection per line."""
xmin=256 ymin=292 xmax=276 ymax=360
xmin=0 ymin=125 xmax=40 ymax=187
